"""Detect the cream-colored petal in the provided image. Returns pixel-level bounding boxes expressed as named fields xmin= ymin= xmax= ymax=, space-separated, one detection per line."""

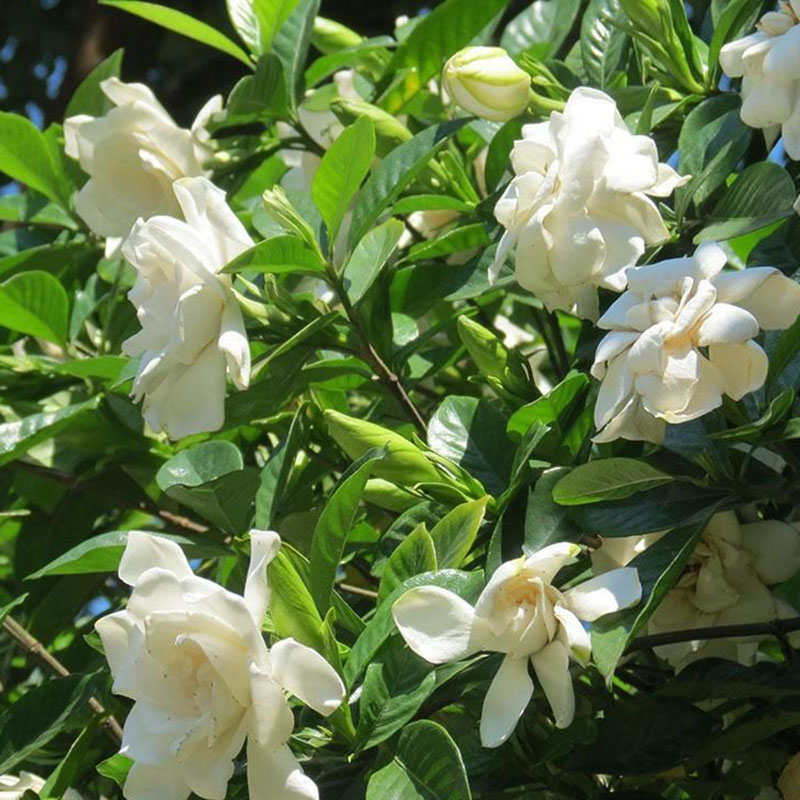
xmin=118 ymin=531 xmax=194 ymax=585
xmin=244 ymin=530 xmax=281 ymax=626
xmin=530 ymin=641 xmax=575 ymax=729
xmin=564 ymin=568 xmax=642 ymax=622
xmin=739 ymin=520 xmax=800 ymax=584
xmin=708 ymin=341 xmax=768 ymax=400
xmin=479 ymin=655 xmax=533 ymax=747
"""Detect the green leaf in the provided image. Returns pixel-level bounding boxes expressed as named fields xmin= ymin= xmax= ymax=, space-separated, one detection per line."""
xmin=0 ymin=193 xmax=78 ymax=229
xmin=429 ymin=497 xmax=488 ymax=569
xmin=313 ymin=116 xmax=376 ymax=244
xmin=309 ymin=450 xmax=383 ymax=615
xmin=524 ymin=467 xmax=581 ymax=554
xmin=676 ymin=95 xmax=751 ymax=217
xmin=591 ymin=512 xmax=718 ymax=678
xmin=391 ymin=195 xmax=471 ymax=215
xmin=226 ymin=0 xmax=262 ymax=53
xmin=365 ymin=720 xmax=471 ymax=800
xmin=766 ymin=315 xmax=800 ymax=395
xmin=501 ymin=0 xmax=581 ymax=59
xmin=0 ymin=270 xmax=69 ymax=345
xmin=268 ymin=548 xmax=324 ymax=650
xmin=0 ymin=112 xmax=71 ymax=207
xmin=255 ymin=0 xmax=302 ymax=54
xmin=378 ymin=523 xmax=438 ymax=602
xmin=156 ymin=441 xmax=259 ymax=534
xmin=405 ymin=223 xmax=490 ymax=263
xmin=344 ymin=569 xmax=483 ymax=686
xmin=226 ymin=53 xmax=288 ymax=121
xmin=156 ymin=441 xmax=244 ymax=489
xmin=0 ymin=672 xmax=99 ymax=773
xmin=272 ymin=0 xmax=321 ymax=106
xmin=695 ymin=162 xmax=797 ymax=242
xmin=581 ymin=0 xmax=629 ymax=88
xmin=65 ymin=49 xmax=124 ymax=118
xmin=553 ymin=458 xmax=674 ymax=505
xmin=348 ymin=119 xmax=469 ymax=250
xmin=0 ymin=398 xmax=100 ymax=469
xmin=255 ymin=405 xmax=306 ymax=528
xmin=356 ymin=643 xmax=438 ymax=751
xmin=96 ymin=755 xmax=134 ymax=789
xmin=708 ymin=0 xmax=763 ymax=83
xmin=26 ymin=531 xmax=230 ymax=579
xmin=382 ymin=0 xmax=510 ymax=112
xmin=343 ymin=217 xmax=404 ymax=305
xmin=221 ymin=235 xmax=326 ymax=274
xmin=99 ymin=1 xmax=253 ymax=67
xmin=428 ymin=396 xmax=513 ymax=497
xmin=305 ymin=37 xmax=395 ymax=86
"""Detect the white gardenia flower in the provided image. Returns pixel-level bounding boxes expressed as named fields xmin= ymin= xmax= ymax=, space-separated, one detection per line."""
xmin=96 ymin=530 xmax=345 ymax=800
xmin=592 ymin=242 xmax=800 ymax=443
xmin=0 ymin=773 xmax=82 ymax=800
xmin=442 ymin=46 xmax=531 ymax=122
xmin=492 ymin=87 xmax=687 ymax=320
xmin=122 ymin=176 xmax=252 ymax=439
xmin=392 ymin=543 xmax=642 ymax=745
xmin=780 ymin=751 xmax=800 ymax=800
xmin=647 ymin=512 xmax=800 ymax=669
xmin=64 ymin=78 xmax=220 ymax=254
xmin=719 ymin=1 xmax=800 ymax=159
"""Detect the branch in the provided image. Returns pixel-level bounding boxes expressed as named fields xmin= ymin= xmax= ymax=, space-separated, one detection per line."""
xmin=627 ymin=616 xmax=800 ymax=652
xmin=329 ymin=268 xmax=427 ymax=435
xmin=2 ymin=615 xmax=123 ymax=743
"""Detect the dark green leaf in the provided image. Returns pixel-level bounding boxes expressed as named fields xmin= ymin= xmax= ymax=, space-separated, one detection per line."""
xmin=378 ymin=523 xmax=438 ymax=602
xmin=430 ymin=497 xmax=488 ymax=569
xmin=501 ymin=0 xmax=581 ymax=59
xmin=156 ymin=441 xmax=244 ymax=489
xmin=581 ymin=0 xmax=629 ymax=88
xmin=344 ymin=218 xmax=405 ymax=305
xmin=553 ymin=459 xmax=674 ymax=505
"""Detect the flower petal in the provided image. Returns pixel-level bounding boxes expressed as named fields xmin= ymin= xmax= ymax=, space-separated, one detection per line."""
xmin=244 ymin=530 xmax=281 ymax=626
xmin=708 ymin=341 xmax=768 ymax=400
xmin=247 ymin=740 xmax=319 ymax=800
xmin=695 ymin=303 xmax=759 ymax=346
xmin=739 ymin=520 xmax=800 ymax=585
xmin=530 ymin=641 xmax=575 ymax=729
xmin=479 ymin=654 xmax=533 ymax=748
xmin=523 ymin=542 xmax=582 ymax=583
xmin=269 ymin=638 xmax=345 ymax=716
xmin=118 ymin=531 xmax=194 ymax=586
xmin=249 ymin=665 xmax=295 ymax=747
xmin=554 ymin=605 xmax=591 ymax=664
xmin=564 ymin=567 xmax=642 ymax=622
xmin=124 ymin=762 xmax=191 ymax=800
xmin=713 ymin=268 xmax=800 ymax=330
xmin=393 ymin=586 xmax=487 ymax=664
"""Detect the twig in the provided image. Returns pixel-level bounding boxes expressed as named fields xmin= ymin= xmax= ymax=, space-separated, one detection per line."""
xmin=339 ymin=583 xmax=378 ymax=600
xmin=158 ymin=509 xmax=209 ymax=534
xmin=627 ymin=617 xmax=800 ymax=652
xmin=2 ymin=615 xmax=123 ymax=743
xmin=328 ymin=268 xmax=427 ymax=435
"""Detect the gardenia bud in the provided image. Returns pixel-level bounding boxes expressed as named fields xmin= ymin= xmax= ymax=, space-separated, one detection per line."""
xmin=393 ymin=544 xmax=642 ymax=744
xmin=443 ymin=47 xmax=531 ymax=122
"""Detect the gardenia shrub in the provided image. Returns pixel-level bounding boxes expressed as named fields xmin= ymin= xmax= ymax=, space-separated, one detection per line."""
xmin=1 ymin=1 xmax=800 ymax=799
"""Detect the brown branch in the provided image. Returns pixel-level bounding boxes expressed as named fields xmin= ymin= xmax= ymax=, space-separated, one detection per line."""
xmin=2 ymin=616 xmax=123 ymax=743
xmin=339 ymin=583 xmax=378 ymax=599
xmin=627 ymin=617 xmax=800 ymax=652
xmin=158 ymin=509 xmax=209 ymax=534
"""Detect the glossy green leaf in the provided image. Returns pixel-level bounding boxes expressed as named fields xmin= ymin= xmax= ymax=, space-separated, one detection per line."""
xmin=313 ymin=116 xmax=376 ymax=244
xmin=0 ymin=270 xmax=69 ymax=345
xmin=156 ymin=441 xmax=244 ymax=489
xmin=501 ymin=0 xmax=581 ymax=59
xmin=268 ymin=548 xmax=325 ymax=650
xmin=429 ymin=497 xmax=488 ymax=569
xmin=553 ymin=458 xmax=674 ymax=505
xmin=64 ymin=49 xmax=124 ymax=118
xmin=221 ymin=235 xmax=326 ymax=274
xmin=99 ymin=1 xmax=253 ymax=67
xmin=343 ymin=217 xmax=404 ymax=305
xmin=581 ymin=0 xmax=629 ymax=88
xmin=378 ymin=523 xmax=438 ymax=602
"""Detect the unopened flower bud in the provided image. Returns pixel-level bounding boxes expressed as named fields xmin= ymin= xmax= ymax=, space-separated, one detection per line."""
xmin=443 ymin=47 xmax=530 ymax=122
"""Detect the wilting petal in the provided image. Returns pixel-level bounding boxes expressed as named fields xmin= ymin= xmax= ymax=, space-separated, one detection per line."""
xmin=530 ymin=641 xmax=575 ymax=729
xmin=270 ymin=638 xmax=345 ymax=716
xmin=393 ymin=586 xmax=488 ymax=663
xmin=118 ymin=531 xmax=194 ymax=586
xmin=479 ymin=654 xmax=534 ymax=747
xmin=564 ymin=568 xmax=642 ymax=622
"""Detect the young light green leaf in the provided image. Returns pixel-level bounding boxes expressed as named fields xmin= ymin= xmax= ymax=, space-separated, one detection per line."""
xmin=272 ymin=0 xmax=321 ymax=105
xmin=343 ymin=217 xmax=404 ymax=305
xmin=268 ymin=548 xmax=325 ymax=651
xmin=377 ymin=523 xmax=438 ymax=602
xmin=99 ymin=1 xmax=253 ymax=67
xmin=348 ymin=119 xmax=469 ymax=250
xmin=221 ymin=235 xmax=326 ymax=275
xmin=553 ymin=458 xmax=675 ymax=505
xmin=312 ymin=116 xmax=376 ymax=245
xmin=0 ymin=113 xmax=71 ymax=207
xmin=429 ymin=497 xmax=488 ymax=569
xmin=0 ymin=270 xmax=69 ymax=346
